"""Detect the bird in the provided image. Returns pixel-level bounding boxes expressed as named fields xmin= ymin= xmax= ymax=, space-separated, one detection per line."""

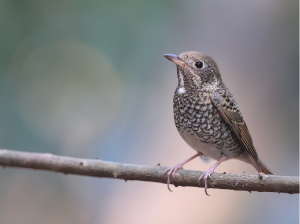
xmin=163 ymin=51 xmax=273 ymax=195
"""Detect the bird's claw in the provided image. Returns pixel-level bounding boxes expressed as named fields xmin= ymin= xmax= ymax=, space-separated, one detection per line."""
xmin=198 ymin=169 xmax=215 ymax=196
xmin=163 ymin=164 xmax=184 ymax=192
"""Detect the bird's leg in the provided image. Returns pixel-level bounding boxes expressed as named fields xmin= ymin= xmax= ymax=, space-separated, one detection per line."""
xmin=198 ymin=154 xmax=228 ymax=196
xmin=163 ymin=152 xmax=202 ymax=192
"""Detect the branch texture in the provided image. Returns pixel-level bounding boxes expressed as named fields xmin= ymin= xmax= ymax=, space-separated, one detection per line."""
xmin=0 ymin=149 xmax=298 ymax=194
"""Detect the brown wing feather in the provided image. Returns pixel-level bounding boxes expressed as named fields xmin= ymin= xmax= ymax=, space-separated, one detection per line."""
xmin=210 ymin=88 xmax=261 ymax=170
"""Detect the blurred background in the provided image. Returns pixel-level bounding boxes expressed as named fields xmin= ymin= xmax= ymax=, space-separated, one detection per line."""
xmin=0 ymin=0 xmax=298 ymax=223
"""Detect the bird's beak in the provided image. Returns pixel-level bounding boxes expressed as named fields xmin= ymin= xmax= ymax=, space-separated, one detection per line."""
xmin=164 ymin=54 xmax=186 ymax=67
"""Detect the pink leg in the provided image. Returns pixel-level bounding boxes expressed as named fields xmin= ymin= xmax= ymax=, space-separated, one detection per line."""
xmin=163 ymin=152 xmax=202 ymax=192
xmin=198 ymin=154 xmax=227 ymax=196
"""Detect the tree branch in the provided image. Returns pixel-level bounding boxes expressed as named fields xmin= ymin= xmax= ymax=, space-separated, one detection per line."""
xmin=0 ymin=149 xmax=298 ymax=194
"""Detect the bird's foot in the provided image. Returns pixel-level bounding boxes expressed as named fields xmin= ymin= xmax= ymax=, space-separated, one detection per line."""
xmin=162 ymin=153 xmax=202 ymax=192
xmin=163 ymin=163 xmax=185 ymax=192
xmin=198 ymin=154 xmax=228 ymax=196
xmin=198 ymin=167 xmax=216 ymax=196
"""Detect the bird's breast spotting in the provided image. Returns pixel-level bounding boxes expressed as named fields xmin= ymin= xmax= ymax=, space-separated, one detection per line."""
xmin=173 ymin=91 xmax=244 ymax=159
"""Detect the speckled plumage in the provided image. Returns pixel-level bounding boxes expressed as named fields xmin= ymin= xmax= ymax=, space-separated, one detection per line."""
xmin=163 ymin=51 xmax=272 ymax=195
xmin=173 ymin=82 xmax=244 ymax=159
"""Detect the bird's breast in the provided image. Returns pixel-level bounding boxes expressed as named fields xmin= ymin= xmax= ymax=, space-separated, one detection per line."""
xmin=173 ymin=91 xmax=244 ymax=159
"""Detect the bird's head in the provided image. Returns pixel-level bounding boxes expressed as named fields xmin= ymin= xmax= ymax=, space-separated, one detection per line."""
xmin=164 ymin=51 xmax=222 ymax=92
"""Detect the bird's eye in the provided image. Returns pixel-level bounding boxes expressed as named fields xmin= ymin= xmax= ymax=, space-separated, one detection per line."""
xmin=195 ymin=61 xmax=203 ymax=69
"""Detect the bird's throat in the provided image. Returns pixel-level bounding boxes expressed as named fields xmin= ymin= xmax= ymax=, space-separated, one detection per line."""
xmin=177 ymin=69 xmax=186 ymax=94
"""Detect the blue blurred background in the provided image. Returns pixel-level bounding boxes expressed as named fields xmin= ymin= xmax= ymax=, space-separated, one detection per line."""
xmin=0 ymin=1 xmax=298 ymax=223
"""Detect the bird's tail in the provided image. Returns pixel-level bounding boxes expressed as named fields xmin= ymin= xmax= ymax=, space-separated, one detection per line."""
xmin=258 ymin=159 xmax=273 ymax=175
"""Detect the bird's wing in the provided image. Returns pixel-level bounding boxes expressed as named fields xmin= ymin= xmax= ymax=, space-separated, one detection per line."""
xmin=210 ymin=88 xmax=260 ymax=170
